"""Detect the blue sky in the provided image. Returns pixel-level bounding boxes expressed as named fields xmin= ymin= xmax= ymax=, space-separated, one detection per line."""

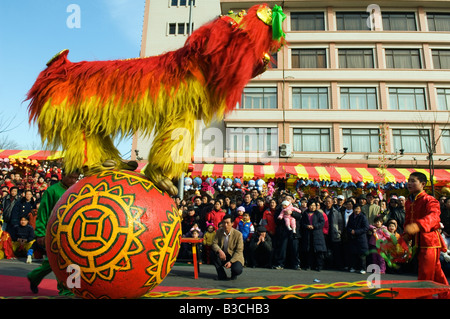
xmin=0 ymin=0 xmax=146 ymax=158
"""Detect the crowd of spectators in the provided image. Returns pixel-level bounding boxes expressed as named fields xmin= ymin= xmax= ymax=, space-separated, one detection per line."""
xmin=1 ymin=163 xmax=450 ymax=278
xmin=0 ymin=163 xmax=63 ymax=261
xmin=177 ymin=187 xmax=450 ymax=276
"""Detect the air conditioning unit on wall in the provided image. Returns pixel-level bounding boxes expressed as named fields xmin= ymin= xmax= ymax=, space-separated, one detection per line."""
xmin=267 ymin=150 xmax=277 ymax=157
xmin=279 ymin=143 xmax=292 ymax=158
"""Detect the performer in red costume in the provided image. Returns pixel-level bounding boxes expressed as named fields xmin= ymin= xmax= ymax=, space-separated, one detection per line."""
xmin=404 ymin=172 xmax=449 ymax=298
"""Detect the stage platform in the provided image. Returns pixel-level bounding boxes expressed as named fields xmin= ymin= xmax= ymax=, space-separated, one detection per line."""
xmin=1 ymin=259 xmax=449 ymax=299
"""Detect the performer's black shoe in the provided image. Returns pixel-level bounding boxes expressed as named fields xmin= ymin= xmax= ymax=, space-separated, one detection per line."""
xmin=27 ymin=275 xmax=38 ymax=294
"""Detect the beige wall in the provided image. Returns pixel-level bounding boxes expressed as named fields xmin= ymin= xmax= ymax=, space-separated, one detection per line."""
xmin=136 ymin=0 xmax=450 ymax=167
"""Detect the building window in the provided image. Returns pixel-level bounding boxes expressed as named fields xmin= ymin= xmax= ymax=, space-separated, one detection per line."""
xmin=392 ymin=129 xmax=430 ymax=153
xmin=340 ymin=87 xmax=378 ymax=110
xmin=382 ymin=12 xmax=417 ymax=31
xmin=168 ymin=22 xmax=193 ymax=35
xmin=270 ymin=53 xmax=278 ymax=69
xmin=168 ymin=23 xmax=176 ymax=35
xmin=437 ymin=88 xmax=450 ymax=111
xmin=389 ymin=88 xmax=426 ymax=110
xmin=293 ymin=128 xmax=331 ymax=152
xmin=427 ymin=13 xmax=450 ymax=31
xmin=385 ymin=49 xmax=422 ymax=69
xmin=342 ymin=129 xmax=380 ymax=152
xmin=227 ymin=127 xmax=278 ymax=152
xmin=432 ymin=50 xmax=450 ymax=69
xmin=171 ymin=0 xmax=195 ymax=6
xmin=292 ymin=88 xmax=329 ymax=109
xmin=441 ymin=130 xmax=450 ymax=153
xmin=291 ymin=12 xmax=325 ymax=31
xmin=241 ymin=87 xmax=277 ymax=109
xmin=177 ymin=23 xmax=185 ymax=35
xmin=336 ymin=12 xmax=370 ymax=30
xmin=338 ymin=49 xmax=374 ymax=68
xmin=292 ymin=49 xmax=327 ymax=68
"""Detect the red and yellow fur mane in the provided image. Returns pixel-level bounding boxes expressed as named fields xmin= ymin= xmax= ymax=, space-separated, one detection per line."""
xmin=26 ymin=3 xmax=285 ymax=195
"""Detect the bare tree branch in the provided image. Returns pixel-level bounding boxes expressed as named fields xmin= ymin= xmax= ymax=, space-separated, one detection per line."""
xmin=0 ymin=135 xmax=20 ymax=150
xmin=0 ymin=112 xmax=22 ymax=134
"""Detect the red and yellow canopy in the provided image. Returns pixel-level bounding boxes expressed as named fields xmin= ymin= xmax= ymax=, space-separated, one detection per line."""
xmin=188 ymin=163 xmax=286 ymax=180
xmin=0 ymin=149 xmax=64 ymax=161
xmin=187 ymin=163 xmax=450 ymax=186
xmin=135 ymin=162 xmax=450 ymax=185
xmin=283 ymin=164 xmax=450 ymax=186
xmin=3 ymin=152 xmax=446 ymax=185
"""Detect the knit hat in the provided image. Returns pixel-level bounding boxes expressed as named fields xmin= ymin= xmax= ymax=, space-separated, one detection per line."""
xmin=257 ymin=225 xmax=267 ymax=233
xmin=282 ymin=200 xmax=290 ymax=207
xmin=237 ymin=206 xmax=245 ymax=212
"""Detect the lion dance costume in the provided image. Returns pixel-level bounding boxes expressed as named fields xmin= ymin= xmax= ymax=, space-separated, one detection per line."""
xmin=26 ymin=4 xmax=286 ymax=196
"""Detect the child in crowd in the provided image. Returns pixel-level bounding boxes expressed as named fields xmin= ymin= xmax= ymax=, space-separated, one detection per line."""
xmin=386 ymin=219 xmax=400 ymax=241
xmin=278 ymin=200 xmax=302 ymax=233
xmin=202 ymin=222 xmax=216 ymax=264
xmin=187 ymin=223 xmax=203 ymax=238
xmin=237 ymin=212 xmax=255 ymax=266
xmin=188 ymin=228 xmax=202 ymax=265
xmin=232 ymin=206 xmax=245 ymax=228
xmin=238 ymin=212 xmax=255 ymax=242
xmin=368 ymin=215 xmax=390 ymax=274
xmin=179 ymin=225 xmax=203 ymax=263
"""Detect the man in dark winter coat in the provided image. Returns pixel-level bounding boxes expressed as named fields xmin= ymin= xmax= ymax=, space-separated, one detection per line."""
xmin=248 ymin=225 xmax=273 ymax=268
xmin=1 ymin=186 xmax=20 ymax=232
xmin=7 ymin=190 xmax=36 ymax=235
xmin=272 ymin=195 xmax=302 ymax=270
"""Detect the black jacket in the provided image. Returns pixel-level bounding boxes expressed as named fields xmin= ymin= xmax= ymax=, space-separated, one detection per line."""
xmin=12 ymin=224 xmax=35 ymax=242
xmin=300 ymin=210 xmax=327 ymax=252
xmin=346 ymin=212 xmax=369 ymax=254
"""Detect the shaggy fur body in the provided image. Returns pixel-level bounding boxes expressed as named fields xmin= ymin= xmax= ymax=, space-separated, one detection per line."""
xmin=26 ymin=4 xmax=285 ymax=194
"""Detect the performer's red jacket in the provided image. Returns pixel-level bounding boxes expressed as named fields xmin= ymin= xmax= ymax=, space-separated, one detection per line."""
xmin=404 ymin=191 xmax=446 ymax=250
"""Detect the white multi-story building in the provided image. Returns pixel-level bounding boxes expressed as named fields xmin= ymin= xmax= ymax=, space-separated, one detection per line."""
xmin=134 ymin=0 xmax=450 ymax=190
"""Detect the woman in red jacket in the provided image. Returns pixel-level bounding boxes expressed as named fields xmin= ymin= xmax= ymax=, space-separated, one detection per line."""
xmin=206 ymin=201 xmax=226 ymax=230
xmin=261 ymin=199 xmax=277 ymax=237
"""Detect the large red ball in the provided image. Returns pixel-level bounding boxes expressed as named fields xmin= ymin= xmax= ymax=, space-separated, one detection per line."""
xmin=45 ymin=170 xmax=182 ymax=299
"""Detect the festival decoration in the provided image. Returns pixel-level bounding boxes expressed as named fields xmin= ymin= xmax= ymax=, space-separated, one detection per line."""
xmin=377 ymin=123 xmax=389 ymax=191
xmin=192 ymin=177 xmax=202 ymax=191
xmin=26 ymin=4 xmax=286 ymax=196
xmin=233 ymin=178 xmax=242 ymax=188
xmin=184 ymin=176 xmax=193 ymax=192
xmin=145 ymin=280 xmax=450 ymax=299
xmin=375 ymin=234 xmax=415 ymax=269
xmin=201 ymin=177 xmax=215 ymax=194
xmin=267 ymin=181 xmax=275 ymax=197
xmin=223 ymin=178 xmax=233 ymax=191
xmin=214 ymin=177 xmax=224 ymax=191
xmin=45 ymin=170 xmax=181 ymax=299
